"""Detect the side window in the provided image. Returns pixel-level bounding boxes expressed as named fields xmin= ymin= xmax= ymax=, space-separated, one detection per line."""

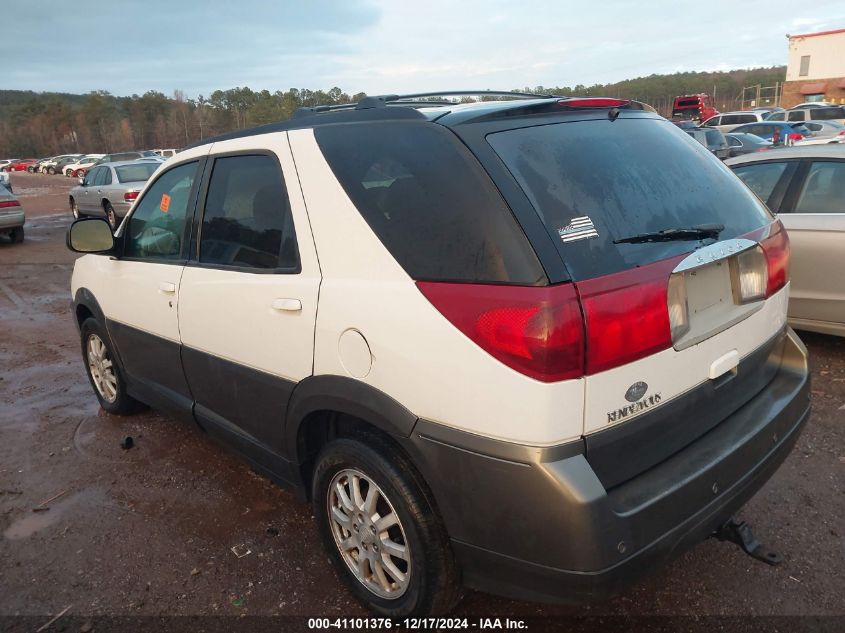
xmin=732 ymin=162 xmax=789 ymax=205
xmin=788 ymin=110 xmax=805 ymax=122
xmin=704 ymin=116 xmax=720 ymax=126
xmin=198 ymin=154 xmax=298 ymax=271
xmin=727 ymin=136 xmax=742 ymax=147
xmin=705 ymin=130 xmax=724 ymax=146
xmin=124 ymin=161 xmax=199 ymax=260
xmin=794 ymin=161 xmax=845 ymax=215
xmin=720 ymin=115 xmax=736 ymax=125
xmin=767 ymin=112 xmax=785 ymax=121
xmin=738 ymin=114 xmax=756 ymax=124
xmin=101 ymin=168 xmax=113 ymax=186
xmin=83 ymin=167 xmax=99 ymax=187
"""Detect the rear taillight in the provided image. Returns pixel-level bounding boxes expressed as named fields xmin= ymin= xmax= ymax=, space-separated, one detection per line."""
xmin=0 ymin=200 xmax=21 ymax=209
xmin=417 ymin=282 xmax=584 ymax=382
xmin=576 ymin=258 xmax=678 ymax=375
xmin=788 ymin=133 xmax=803 ymax=141
xmin=729 ymin=246 xmax=768 ymax=304
xmin=838 ymin=130 xmax=845 ymax=136
xmin=760 ymin=221 xmax=790 ymax=296
xmin=756 ymin=147 xmax=770 ymax=152
xmin=124 ymin=191 xmax=139 ymax=202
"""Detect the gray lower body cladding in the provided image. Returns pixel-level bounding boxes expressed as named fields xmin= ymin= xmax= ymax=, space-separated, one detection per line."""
xmin=401 ymin=328 xmax=810 ymax=604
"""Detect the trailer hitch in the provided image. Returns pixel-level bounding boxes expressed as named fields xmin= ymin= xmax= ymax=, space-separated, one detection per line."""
xmin=713 ymin=517 xmax=782 ymax=566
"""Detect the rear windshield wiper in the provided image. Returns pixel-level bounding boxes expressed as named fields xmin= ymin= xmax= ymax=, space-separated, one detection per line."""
xmin=613 ymin=223 xmax=724 ymax=245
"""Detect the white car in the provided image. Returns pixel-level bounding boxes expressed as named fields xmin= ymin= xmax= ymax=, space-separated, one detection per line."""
xmin=701 ymin=110 xmax=768 ymax=133
xmin=63 ymin=155 xmax=105 ymax=177
xmin=66 ymin=93 xmax=810 ymax=616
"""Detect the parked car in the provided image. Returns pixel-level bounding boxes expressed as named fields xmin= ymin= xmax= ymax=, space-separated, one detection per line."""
xmin=66 ymin=93 xmax=808 ymax=616
xmin=92 ymin=151 xmax=158 ymax=167
xmin=731 ymin=121 xmax=810 ymax=146
xmin=767 ymin=106 xmax=845 ymax=125
xmin=63 ymin=155 xmax=105 ymax=177
xmin=0 ymin=159 xmax=19 ymax=170
xmin=752 ymin=106 xmax=784 ymax=115
xmin=40 ymin=154 xmax=81 ymax=175
xmin=671 ymin=93 xmax=718 ymax=122
xmin=0 ymin=183 xmax=25 ymax=243
xmin=0 ymin=171 xmax=11 ymax=193
xmin=69 ymin=161 xmax=159 ymax=228
xmin=152 ymin=148 xmax=177 ymax=158
xmin=27 ymin=158 xmax=50 ymax=173
xmin=728 ymin=145 xmax=845 ymax=336
xmin=3 ymin=159 xmax=38 ymax=172
xmin=724 ymin=132 xmax=773 ymax=157
xmin=685 ymin=127 xmax=731 ymax=159
xmin=791 ymin=101 xmax=836 ymax=109
xmin=794 ymin=120 xmax=845 ymax=145
xmin=52 ymin=155 xmax=84 ymax=175
xmin=701 ymin=111 xmax=767 ymax=133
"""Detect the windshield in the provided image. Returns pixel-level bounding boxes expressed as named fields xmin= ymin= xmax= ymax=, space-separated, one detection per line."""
xmin=486 ymin=117 xmax=772 ymax=280
xmin=115 ymin=163 xmax=158 ymax=183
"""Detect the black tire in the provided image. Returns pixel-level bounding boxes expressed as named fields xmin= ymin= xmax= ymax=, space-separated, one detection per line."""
xmin=47 ymin=167 xmax=55 ymax=175
xmin=104 ymin=201 xmax=117 ymax=229
xmin=10 ymin=226 xmax=24 ymax=243
xmin=312 ymin=436 xmax=462 ymax=617
xmin=79 ymin=317 xmax=141 ymax=415
xmin=70 ymin=197 xmax=81 ymax=219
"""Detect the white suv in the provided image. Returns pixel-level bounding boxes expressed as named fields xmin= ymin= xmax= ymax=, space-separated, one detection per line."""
xmin=67 ymin=93 xmax=811 ymax=616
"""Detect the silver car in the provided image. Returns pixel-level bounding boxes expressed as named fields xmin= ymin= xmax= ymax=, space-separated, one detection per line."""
xmin=0 ymin=183 xmax=25 ymax=243
xmin=69 ymin=161 xmax=160 ymax=228
xmin=727 ymin=146 xmax=845 ymax=336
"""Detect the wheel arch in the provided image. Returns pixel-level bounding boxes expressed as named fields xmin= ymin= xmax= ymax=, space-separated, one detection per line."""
xmin=286 ymin=375 xmax=420 ymax=498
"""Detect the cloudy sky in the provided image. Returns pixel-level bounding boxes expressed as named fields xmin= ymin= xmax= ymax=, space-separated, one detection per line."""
xmin=5 ymin=1 xmax=845 ymax=97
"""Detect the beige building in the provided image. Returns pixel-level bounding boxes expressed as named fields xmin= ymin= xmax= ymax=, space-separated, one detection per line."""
xmin=782 ymin=28 xmax=845 ymax=107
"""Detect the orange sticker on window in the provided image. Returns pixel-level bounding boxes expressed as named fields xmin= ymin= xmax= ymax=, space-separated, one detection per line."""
xmin=159 ymin=193 xmax=171 ymax=213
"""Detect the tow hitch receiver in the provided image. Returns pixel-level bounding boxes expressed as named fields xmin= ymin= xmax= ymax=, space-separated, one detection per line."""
xmin=713 ymin=517 xmax=782 ymax=566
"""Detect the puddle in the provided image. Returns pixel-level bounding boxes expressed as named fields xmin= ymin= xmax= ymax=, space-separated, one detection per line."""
xmin=3 ymin=507 xmax=66 ymax=540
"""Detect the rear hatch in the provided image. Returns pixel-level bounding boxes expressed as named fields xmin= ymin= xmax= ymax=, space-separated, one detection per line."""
xmin=480 ymin=112 xmax=790 ymax=487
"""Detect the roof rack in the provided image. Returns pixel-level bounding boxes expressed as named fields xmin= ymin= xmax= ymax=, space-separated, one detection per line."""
xmin=293 ymin=90 xmax=554 ymax=118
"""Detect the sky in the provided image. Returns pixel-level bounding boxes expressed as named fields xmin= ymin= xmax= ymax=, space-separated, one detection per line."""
xmin=4 ymin=1 xmax=845 ymax=98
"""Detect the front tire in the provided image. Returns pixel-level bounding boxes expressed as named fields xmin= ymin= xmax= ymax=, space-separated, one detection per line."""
xmin=312 ymin=437 xmax=461 ymax=617
xmin=79 ymin=317 xmax=140 ymax=415
xmin=47 ymin=167 xmax=55 ymax=175
xmin=70 ymin=197 xmax=81 ymax=219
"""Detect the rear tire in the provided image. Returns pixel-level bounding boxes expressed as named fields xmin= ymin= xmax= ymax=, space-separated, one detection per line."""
xmin=10 ymin=226 xmax=24 ymax=243
xmin=80 ymin=317 xmax=141 ymax=415
xmin=104 ymin=202 xmax=117 ymax=229
xmin=47 ymin=167 xmax=55 ymax=175
xmin=312 ymin=437 xmax=462 ymax=617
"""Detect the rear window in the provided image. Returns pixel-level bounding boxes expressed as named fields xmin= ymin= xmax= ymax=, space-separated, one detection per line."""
xmin=314 ymin=122 xmax=545 ymax=284
xmin=116 ymin=163 xmax=158 ymax=183
xmin=809 ymin=107 xmax=845 ymax=121
xmin=487 ymin=118 xmax=772 ymax=280
xmin=705 ymin=129 xmax=724 ymax=146
xmin=675 ymin=99 xmax=700 ymax=108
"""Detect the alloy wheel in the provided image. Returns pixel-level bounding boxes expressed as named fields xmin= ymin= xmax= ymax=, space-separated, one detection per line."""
xmin=327 ymin=468 xmax=411 ymax=600
xmin=86 ymin=334 xmax=117 ymax=403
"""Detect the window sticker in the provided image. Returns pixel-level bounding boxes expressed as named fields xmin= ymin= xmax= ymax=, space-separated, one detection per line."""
xmin=558 ymin=216 xmax=598 ymax=243
xmin=159 ymin=193 xmax=171 ymax=213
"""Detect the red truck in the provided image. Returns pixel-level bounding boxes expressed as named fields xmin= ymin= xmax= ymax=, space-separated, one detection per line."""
xmin=671 ymin=94 xmax=719 ymax=123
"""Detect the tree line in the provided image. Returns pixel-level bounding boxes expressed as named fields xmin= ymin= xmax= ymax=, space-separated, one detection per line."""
xmin=0 ymin=66 xmax=785 ymax=157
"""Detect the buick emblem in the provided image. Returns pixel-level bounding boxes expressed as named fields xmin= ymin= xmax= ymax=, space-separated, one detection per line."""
xmin=625 ymin=381 xmax=649 ymax=402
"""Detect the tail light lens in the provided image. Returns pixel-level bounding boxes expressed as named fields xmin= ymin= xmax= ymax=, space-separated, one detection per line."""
xmin=124 ymin=191 xmax=139 ymax=202
xmin=0 ymin=200 xmax=21 ymax=209
xmin=729 ymin=247 xmax=768 ymax=304
xmin=417 ymin=282 xmax=584 ymax=382
xmin=760 ymin=221 xmax=790 ymax=296
xmin=576 ymin=258 xmax=677 ymax=375
xmin=838 ymin=130 xmax=845 ymax=136
xmin=667 ymin=273 xmax=690 ymax=340
xmin=788 ymin=133 xmax=803 ymax=141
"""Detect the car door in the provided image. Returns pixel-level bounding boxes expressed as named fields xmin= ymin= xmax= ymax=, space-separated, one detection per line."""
xmin=177 ymin=134 xmax=320 ymax=461
xmin=78 ymin=167 xmax=100 ymax=213
xmin=778 ymin=159 xmax=845 ymax=330
xmin=93 ymin=156 xmax=207 ymax=417
xmin=96 ymin=165 xmax=116 ymax=214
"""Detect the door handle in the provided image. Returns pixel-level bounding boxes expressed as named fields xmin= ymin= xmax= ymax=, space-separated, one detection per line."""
xmin=159 ymin=282 xmax=176 ymax=294
xmin=272 ymin=298 xmax=302 ymax=312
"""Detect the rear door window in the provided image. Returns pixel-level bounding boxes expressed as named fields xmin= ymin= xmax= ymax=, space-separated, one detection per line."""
xmin=731 ymin=162 xmax=790 ymax=205
xmin=788 ymin=111 xmax=806 ymax=122
xmin=314 ymin=122 xmax=545 ymax=284
xmin=486 ymin=118 xmax=772 ymax=280
xmin=793 ymin=161 xmax=845 ymax=214
xmin=198 ymin=154 xmax=298 ymax=271
xmin=809 ymin=107 xmax=845 ymax=120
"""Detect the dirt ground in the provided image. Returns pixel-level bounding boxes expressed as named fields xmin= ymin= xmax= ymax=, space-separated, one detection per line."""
xmin=1 ymin=172 xmax=843 ymax=630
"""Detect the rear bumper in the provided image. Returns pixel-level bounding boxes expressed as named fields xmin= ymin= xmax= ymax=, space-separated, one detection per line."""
xmin=0 ymin=211 xmax=25 ymax=230
xmin=403 ymin=328 xmax=810 ymax=604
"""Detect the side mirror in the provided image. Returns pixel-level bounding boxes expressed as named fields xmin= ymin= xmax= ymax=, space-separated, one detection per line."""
xmin=67 ymin=218 xmax=114 ymax=253
xmin=78 ymin=177 xmax=85 ymax=185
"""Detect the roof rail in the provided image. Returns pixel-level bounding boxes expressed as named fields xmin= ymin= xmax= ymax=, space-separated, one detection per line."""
xmin=293 ymin=90 xmax=554 ymax=117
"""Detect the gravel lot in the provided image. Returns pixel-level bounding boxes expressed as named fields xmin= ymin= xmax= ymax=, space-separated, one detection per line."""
xmin=1 ymin=172 xmax=843 ymax=630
